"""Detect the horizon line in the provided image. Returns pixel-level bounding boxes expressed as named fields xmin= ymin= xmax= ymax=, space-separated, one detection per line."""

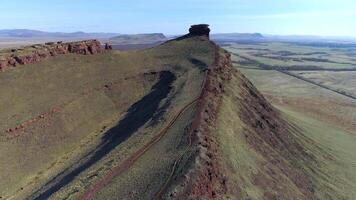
xmin=1 ymin=28 xmax=356 ymax=39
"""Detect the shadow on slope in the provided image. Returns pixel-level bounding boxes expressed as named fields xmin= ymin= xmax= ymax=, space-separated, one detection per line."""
xmin=30 ymin=71 xmax=176 ymax=200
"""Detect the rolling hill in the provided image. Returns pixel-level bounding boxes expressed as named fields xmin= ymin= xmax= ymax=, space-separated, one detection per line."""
xmin=211 ymin=33 xmax=264 ymax=42
xmin=107 ymin=33 xmax=167 ymax=45
xmin=104 ymin=33 xmax=167 ymax=51
xmin=0 ymin=29 xmax=118 ymax=39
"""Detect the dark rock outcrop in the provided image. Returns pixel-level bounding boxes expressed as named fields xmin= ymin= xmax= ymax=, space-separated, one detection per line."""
xmin=189 ymin=24 xmax=210 ymax=37
xmin=0 ymin=40 xmax=109 ymax=72
xmin=174 ymin=24 xmax=211 ymax=41
xmin=105 ymin=43 xmax=113 ymax=50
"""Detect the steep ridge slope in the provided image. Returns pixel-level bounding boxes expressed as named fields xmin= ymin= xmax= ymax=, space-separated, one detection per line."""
xmin=158 ymin=44 xmax=231 ymax=199
xmin=159 ymin=34 xmax=348 ymax=199
xmin=234 ymin=67 xmax=356 ymax=199
xmin=209 ymin=60 xmax=354 ymax=199
xmin=215 ymin=69 xmax=317 ymax=199
xmin=160 ymin=46 xmax=314 ymax=200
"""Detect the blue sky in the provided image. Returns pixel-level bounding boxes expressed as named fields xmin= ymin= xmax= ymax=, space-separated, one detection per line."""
xmin=0 ymin=0 xmax=355 ymax=36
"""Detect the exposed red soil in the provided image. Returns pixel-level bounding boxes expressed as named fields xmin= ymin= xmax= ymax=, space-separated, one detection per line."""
xmin=0 ymin=40 xmax=108 ymax=72
xmin=5 ymin=107 xmax=62 ymax=135
xmin=165 ymin=42 xmax=232 ymax=200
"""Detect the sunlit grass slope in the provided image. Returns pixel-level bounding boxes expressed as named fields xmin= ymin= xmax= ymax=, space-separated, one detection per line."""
xmin=0 ymin=37 xmax=215 ymax=199
xmin=215 ymin=68 xmax=356 ymax=200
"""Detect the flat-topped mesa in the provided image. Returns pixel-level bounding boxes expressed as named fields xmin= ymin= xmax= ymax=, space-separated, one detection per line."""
xmin=188 ymin=24 xmax=211 ymax=38
xmin=0 ymin=39 xmax=109 ymax=72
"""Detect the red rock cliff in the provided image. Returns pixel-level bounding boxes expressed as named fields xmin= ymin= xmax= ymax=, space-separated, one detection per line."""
xmin=0 ymin=40 xmax=107 ymax=72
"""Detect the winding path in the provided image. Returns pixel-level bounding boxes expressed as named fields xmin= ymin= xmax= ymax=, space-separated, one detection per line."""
xmin=29 ymin=71 xmax=175 ymax=200
xmin=80 ymin=89 xmax=202 ymax=200
xmin=81 ymin=44 xmax=215 ymax=199
xmin=80 ymin=68 xmax=208 ymax=200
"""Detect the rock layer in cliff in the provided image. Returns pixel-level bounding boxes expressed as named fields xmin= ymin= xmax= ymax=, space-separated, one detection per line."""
xmin=0 ymin=40 xmax=106 ymax=72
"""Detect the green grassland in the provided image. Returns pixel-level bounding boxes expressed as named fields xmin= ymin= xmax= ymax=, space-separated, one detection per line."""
xmin=0 ymin=37 xmax=215 ymax=199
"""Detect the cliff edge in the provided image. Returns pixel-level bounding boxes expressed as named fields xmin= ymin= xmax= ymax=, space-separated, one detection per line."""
xmin=0 ymin=40 xmax=107 ymax=72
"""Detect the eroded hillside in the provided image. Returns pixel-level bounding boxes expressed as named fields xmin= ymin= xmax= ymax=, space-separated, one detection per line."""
xmin=0 ymin=25 xmax=214 ymax=200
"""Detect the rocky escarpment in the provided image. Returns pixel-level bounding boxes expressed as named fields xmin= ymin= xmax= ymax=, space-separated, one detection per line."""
xmin=164 ymin=42 xmax=231 ymax=199
xmin=0 ymin=40 xmax=107 ymax=72
xmin=189 ymin=24 xmax=210 ymax=38
xmin=175 ymin=24 xmax=211 ymax=41
xmin=183 ymin=44 xmax=231 ymax=199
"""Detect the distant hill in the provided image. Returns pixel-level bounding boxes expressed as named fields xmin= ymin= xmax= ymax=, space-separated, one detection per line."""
xmin=107 ymin=33 xmax=167 ymax=45
xmin=211 ymin=33 xmax=356 ymax=46
xmin=0 ymin=30 xmax=168 ymax=49
xmin=211 ymin=33 xmax=264 ymax=42
xmin=0 ymin=29 xmax=119 ymax=39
